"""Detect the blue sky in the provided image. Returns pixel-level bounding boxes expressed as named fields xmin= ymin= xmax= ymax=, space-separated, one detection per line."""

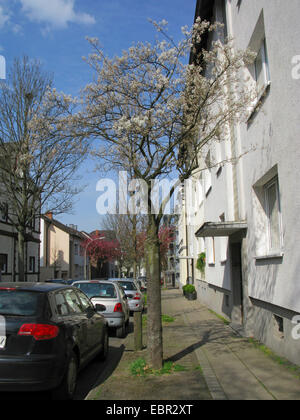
xmin=0 ymin=0 xmax=197 ymax=232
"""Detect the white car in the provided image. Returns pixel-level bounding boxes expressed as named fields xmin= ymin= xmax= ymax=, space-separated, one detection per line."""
xmin=109 ymin=278 xmax=144 ymax=313
xmin=72 ymin=280 xmax=130 ymax=338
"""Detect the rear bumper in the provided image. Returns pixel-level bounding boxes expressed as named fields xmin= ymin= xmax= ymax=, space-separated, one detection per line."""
xmin=100 ymin=312 xmax=125 ymax=328
xmin=128 ymin=300 xmax=144 ymax=312
xmin=0 ymin=354 xmax=63 ymax=392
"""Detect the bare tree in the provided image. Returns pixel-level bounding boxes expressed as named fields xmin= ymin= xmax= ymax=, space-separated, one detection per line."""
xmin=0 ymin=57 xmax=87 ymax=281
xmin=74 ymin=19 xmax=256 ymax=368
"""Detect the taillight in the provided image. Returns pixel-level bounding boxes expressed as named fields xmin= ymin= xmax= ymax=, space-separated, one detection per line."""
xmin=133 ymin=293 xmax=141 ymax=300
xmin=18 ymin=324 xmax=59 ymax=341
xmin=114 ymin=303 xmax=123 ymax=313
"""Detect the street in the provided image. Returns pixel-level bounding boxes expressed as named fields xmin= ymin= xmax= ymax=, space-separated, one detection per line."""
xmin=0 ymin=326 xmax=129 ymax=401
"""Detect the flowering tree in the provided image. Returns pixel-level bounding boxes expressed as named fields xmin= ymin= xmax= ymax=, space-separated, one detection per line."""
xmin=82 ymin=233 xmax=121 ymax=275
xmin=0 ymin=57 xmax=87 ymax=281
xmin=75 ymin=19 xmax=256 ymax=368
xmin=136 ymin=225 xmax=175 ymax=268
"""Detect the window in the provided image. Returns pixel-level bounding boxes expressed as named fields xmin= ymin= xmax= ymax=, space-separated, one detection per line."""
xmin=76 ymin=289 xmax=93 ymax=311
xmin=273 ymin=314 xmax=284 ymax=340
xmin=0 ymin=203 xmax=8 ymax=222
xmin=264 ymin=178 xmax=282 ymax=253
xmin=0 ymin=254 xmax=8 ymax=273
xmin=64 ymin=289 xmax=83 ymax=314
xmin=246 ymin=12 xmax=271 ymax=120
xmin=254 ymin=38 xmax=270 ymax=93
xmin=29 ymin=256 xmax=35 ymax=273
xmin=204 ymin=151 xmax=212 ymax=195
xmin=0 ymin=290 xmax=39 ymax=316
xmin=206 ymin=237 xmax=215 ymax=265
xmin=54 ymin=292 xmax=69 ymax=316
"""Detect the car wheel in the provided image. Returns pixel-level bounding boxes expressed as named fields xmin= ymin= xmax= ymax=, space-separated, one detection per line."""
xmin=116 ymin=323 xmax=126 ymax=338
xmin=52 ymin=351 xmax=78 ymax=400
xmin=99 ymin=327 xmax=109 ymax=361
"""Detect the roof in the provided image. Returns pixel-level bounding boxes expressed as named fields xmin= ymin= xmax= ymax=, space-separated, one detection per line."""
xmin=195 ymin=221 xmax=248 ymax=238
xmin=42 ymin=214 xmax=85 ymax=240
xmin=0 ymin=282 xmax=70 ymax=293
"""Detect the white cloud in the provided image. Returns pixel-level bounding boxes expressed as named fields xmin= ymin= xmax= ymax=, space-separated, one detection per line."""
xmin=0 ymin=5 xmax=11 ymax=28
xmin=19 ymin=0 xmax=96 ymax=29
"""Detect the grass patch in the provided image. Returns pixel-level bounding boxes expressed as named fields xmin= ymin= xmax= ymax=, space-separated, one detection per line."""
xmin=130 ymin=358 xmax=187 ymax=377
xmin=162 ymin=314 xmax=175 ymax=323
xmin=142 ymin=314 xmax=175 ymax=327
xmin=248 ymin=338 xmax=300 ymax=379
xmin=208 ymin=309 xmax=230 ymax=325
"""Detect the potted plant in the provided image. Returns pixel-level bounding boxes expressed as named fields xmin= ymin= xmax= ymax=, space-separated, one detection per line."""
xmin=196 ymin=252 xmax=206 ymax=274
xmin=183 ymin=284 xmax=197 ymax=300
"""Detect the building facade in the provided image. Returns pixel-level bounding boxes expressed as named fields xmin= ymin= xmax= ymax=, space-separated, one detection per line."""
xmin=179 ymin=0 xmax=300 ymax=365
xmin=0 ymin=202 xmax=40 ymax=282
xmin=40 ymin=214 xmax=87 ymax=282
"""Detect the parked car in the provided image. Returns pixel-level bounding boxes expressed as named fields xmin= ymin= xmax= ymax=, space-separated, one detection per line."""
xmin=72 ymin=280 xmax=130 ymax=338
xmin=109 ymin=278 xmax=144 ymax=313
xmin=0 ymin=282 xmax=109 ymax=400
xmin=137 ymin=277 xmax=147 ymax=292
xmin=46 ymin=279 xmax=75 ymax=285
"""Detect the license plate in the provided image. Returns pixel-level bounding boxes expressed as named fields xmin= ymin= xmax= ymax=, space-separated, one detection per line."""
xmin=0 ymin=336 xmax=6 ymax=349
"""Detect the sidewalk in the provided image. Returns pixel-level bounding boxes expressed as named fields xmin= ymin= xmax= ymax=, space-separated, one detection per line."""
xmin=87 ymin=289 xmax=300 ymax=400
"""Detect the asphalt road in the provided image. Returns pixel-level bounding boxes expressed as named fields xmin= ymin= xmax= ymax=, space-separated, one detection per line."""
xmin=0 ymin=328 xmax=128 ymax=401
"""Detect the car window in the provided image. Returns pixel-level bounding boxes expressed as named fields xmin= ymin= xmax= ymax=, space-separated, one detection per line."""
xmin=64 ymin=289 xmax=83 ymax=314
xmin=54 ymin=291 xmax=69 ymax=316
xmin=118 ymin=281 xmax=137 ymax=291
xmin=74 ymin=283 xmax=117 ymax=299
xmin=76 ymin=290 xmax=93 ymax=311
xmin=0 ymin=290 xmax=40 ymax=316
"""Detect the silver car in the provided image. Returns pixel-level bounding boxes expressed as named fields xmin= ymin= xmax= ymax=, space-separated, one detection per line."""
xmin=72 ymin=280 xmax=130 ymax=338
xmin=109 ymin=278 xmax=144 ymax=313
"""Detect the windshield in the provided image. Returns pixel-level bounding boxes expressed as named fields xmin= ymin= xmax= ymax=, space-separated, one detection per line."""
xmin=0 ymin=290 xmax=40 ymax=316
xmin=74 ymin=283 xmax=117 ymax=299
xmin=118 ymin=281 xmax=137 ymax=291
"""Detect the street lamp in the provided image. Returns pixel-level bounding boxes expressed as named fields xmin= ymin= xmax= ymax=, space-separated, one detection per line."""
xmin=83 ymin=236 xmax=105 ymax=280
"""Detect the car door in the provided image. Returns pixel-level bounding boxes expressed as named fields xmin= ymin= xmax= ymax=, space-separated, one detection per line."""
xmin=53 ymin=289 xmax=88 ymax=361
xmin=75 ymin=289 xmax=104 ymax=354
xmin=62 ymin=289 xmax=92 ymax=362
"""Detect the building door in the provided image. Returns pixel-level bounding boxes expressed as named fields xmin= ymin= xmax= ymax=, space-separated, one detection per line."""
xmin=230 ymin=242 xmax=244 ymax=325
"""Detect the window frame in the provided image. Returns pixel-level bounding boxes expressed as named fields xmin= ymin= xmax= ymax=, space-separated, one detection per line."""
xmin=0 ymin=254 xmax=8 ymax=274
xmin=0 ymin=203 xmax=8 ymax=223
xmin=264 ymin=177 xmax=283 ymax=254
xmin=29 ymin=256 xmax=36 ymax=273
xmin=254 ymin=38 xmax=270 ymax=94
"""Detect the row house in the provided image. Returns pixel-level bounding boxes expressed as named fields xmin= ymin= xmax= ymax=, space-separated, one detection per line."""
xmin=179 ymin=0 xmax=300 ymax=365
xmin=40 ymin=213 xmax=87 ymax=282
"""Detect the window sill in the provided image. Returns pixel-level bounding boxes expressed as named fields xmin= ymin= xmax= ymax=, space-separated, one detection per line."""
xmin=247 ymin=81 xmax=271 ymax=123
xmin=255 ymin=252 xmax=284 ymax=261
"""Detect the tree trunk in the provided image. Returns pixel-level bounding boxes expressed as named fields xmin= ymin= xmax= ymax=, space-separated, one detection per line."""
xmin=146 ymin=214 xmax=163 ymax=369
xmin=18 ymin=229 xmax=26 ymax=282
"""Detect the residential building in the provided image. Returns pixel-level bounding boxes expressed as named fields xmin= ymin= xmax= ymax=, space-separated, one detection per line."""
xmin=40 ymin=214 xmax=87 ymax=281
xmin=0 ymin=200 xmax=40 ymax=282
xmin=179 ymin=0 xmax=300 ymax=365
xmin=161 ymin=215 xmax=180 ymax=288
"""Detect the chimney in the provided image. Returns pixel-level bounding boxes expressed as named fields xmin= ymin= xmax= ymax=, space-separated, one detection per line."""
xmin=45 ymin=212 xmax=53 ymax=220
